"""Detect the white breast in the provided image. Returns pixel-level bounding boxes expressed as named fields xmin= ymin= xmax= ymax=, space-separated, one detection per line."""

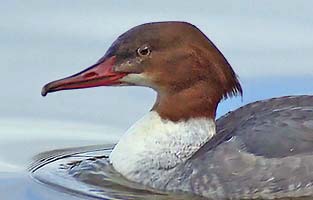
xmin=109 ymin=111 xmax=216 ymax=185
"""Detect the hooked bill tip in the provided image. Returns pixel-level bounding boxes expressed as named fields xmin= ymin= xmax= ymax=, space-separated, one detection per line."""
xmin=41 ymin=85 xmax=49 ymax=97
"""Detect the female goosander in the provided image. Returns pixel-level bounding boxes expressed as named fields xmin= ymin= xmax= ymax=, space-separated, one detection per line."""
xmin=41 ymin=22 xmax=313 ymax=199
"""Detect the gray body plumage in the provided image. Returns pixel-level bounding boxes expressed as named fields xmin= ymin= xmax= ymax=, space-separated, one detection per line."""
xmin=162 ymin=95 xmax=313 ymax=199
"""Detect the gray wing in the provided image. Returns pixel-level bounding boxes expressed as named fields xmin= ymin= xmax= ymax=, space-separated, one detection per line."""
xmin=194 ymin=95 xmax=313 ymax=158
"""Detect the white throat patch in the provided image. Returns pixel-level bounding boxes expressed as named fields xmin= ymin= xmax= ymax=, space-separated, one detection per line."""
xmin=109 ymin=111 xmax=216 ymax=185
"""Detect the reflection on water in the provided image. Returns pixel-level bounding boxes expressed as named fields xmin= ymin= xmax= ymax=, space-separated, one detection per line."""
xmin=30 ymin=145 xmax=206 ymax=200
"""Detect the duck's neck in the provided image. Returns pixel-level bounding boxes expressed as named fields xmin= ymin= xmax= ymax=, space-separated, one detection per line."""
xmin=152 ymin=81 xmax=220 ymax=122
xmin=109 ymin=111 xmax=215 ymax=186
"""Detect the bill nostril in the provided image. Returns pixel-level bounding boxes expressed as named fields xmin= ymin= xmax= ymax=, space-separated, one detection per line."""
xmin=83 ymin=72 xmax=98 ymax=78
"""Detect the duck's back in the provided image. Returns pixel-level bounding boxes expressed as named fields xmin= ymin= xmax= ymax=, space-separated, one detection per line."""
xmin=166 ymin=95 xmax=313 ymax=199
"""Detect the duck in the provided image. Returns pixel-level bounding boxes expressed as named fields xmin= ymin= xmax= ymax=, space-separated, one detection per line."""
xmin=41 ymin=21 xmax=313 ymax=199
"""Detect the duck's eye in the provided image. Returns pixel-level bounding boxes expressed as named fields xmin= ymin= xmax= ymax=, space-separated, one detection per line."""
xmin=137 ymin=46 xmax=151 ymax=57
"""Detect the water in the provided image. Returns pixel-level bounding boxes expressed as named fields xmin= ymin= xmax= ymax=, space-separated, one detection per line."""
xmin=0 ymin=173 xmax=83 ymax=200
xmin=0 ymin=119 xmax=119 ymax=200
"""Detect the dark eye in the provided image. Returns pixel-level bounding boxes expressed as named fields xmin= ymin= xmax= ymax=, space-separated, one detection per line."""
xmin=137 ymin=46 xmax=151 ymax=57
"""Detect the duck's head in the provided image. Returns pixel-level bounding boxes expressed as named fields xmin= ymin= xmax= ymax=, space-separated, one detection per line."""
xmin=42 ymin=21 xmax=242 ymax=121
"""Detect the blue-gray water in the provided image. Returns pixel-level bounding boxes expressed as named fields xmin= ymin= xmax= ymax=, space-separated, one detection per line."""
xmin=1 ymin=0 xmax=313 ymax=199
